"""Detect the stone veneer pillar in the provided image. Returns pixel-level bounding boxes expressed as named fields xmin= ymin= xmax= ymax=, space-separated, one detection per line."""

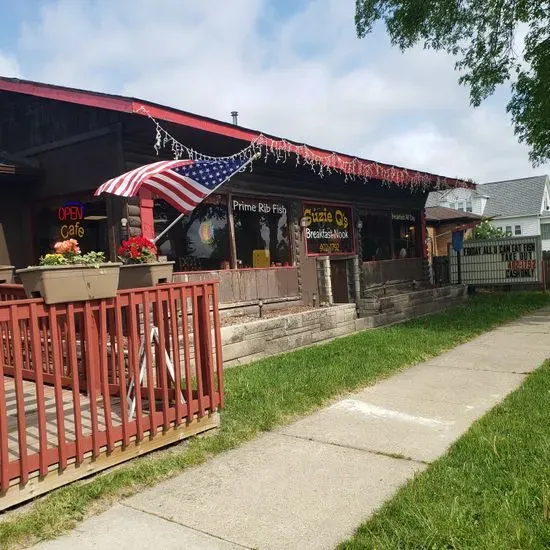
xmin=317 ymin=256 xmax=333 ymax=305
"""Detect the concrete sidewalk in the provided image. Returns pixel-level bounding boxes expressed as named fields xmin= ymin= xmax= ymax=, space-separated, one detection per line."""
xmin=37 ymin=308 xmax=550 ymax=550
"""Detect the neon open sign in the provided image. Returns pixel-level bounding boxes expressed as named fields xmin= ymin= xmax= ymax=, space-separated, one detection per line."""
xmin=57 ymin=201 xmax=85 ymax=239
xmin=57 ymin=202 xmax=84 ymax=221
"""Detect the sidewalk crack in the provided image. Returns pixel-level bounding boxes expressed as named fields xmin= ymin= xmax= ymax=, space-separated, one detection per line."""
xmin=278 ymin=431 xmax=430 ymax=465
xmin=120 ymin=502 xmax=254 ymax=549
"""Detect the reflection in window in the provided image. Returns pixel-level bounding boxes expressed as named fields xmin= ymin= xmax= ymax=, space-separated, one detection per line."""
xmin=361 ymin=212 xmax=391 ymax=261
xmin=233 ymin=199 xmax=291 ymax=268
xmin=154 ymin=196 xmax=229 ymax=271
xmin=392 ymin=218 xmax=417 ymax=258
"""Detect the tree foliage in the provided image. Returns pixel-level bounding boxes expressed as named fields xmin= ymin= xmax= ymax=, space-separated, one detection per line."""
xmin=355 ymin=1 xmax=550 ymax=165
xmin=468 ymin=220 xmax=506 ymax=240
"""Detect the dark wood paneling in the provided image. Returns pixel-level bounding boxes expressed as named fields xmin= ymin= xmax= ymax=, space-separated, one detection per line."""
xmin=28 ymin=132 xmax=121 ymax=200
xmin=362 ymin=258 xmax=425 ymax=286
xmin=0 ymin=92 xmax=119 ymax=153
xmin=0 ymin=190 xmax=33 ymax=268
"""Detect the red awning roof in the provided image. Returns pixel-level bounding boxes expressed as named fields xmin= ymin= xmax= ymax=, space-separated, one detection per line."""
xmin=0 ymin=76 xmax=474 ymax=190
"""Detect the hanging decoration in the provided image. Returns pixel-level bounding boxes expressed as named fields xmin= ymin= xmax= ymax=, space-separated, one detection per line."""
xmin=135 ymin=106 xmax=474 ymax=192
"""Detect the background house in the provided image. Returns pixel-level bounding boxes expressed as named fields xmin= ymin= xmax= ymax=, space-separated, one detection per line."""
xmin=425 ymin=206 xmax=482 ymax=257
xmin=426 ymin=186 xmax=489 ymax=216
xmin=427 ymin=175 xmax=550 ymax=251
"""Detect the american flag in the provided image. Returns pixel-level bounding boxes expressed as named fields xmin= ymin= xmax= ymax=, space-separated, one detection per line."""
xmin=94 ymin=157 xmax=251 ymax=213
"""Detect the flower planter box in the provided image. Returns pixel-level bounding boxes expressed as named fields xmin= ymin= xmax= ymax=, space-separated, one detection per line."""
xmin=118 ymin=261 xmax=175 ymax=290
xmin=16 ymin=263 xmax=121 ymax=304
xmin=0 ymin=266 xmax=15 ymax=284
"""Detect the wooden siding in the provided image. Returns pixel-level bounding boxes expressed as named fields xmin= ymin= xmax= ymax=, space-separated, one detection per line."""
xmin=173 ymin=268 xmax=300 ymax=305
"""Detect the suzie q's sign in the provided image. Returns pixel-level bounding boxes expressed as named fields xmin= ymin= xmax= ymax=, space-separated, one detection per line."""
xmin=449 ymin=236 xmax=542 ymax=284
xmin=303 ymin=204 xmax=354 ymax=255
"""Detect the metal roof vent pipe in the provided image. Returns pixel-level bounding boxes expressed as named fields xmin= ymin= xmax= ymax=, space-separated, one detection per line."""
xmin=231 ymin=111 xmax=239 ymax=125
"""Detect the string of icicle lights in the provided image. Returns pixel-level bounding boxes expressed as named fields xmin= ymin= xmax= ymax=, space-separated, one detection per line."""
xmin=136 ymin=106 xmax=473 ymax=191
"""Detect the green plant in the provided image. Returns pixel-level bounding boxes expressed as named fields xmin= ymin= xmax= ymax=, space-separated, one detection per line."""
xmin=468 ymin=220 xmax=506 ymax=240
xmin=38 ymin=240 xmax=107 ymax=268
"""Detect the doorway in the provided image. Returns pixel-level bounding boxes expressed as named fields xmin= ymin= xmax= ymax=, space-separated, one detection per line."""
xmin=330 ymin=259 xmax=350 ymax=303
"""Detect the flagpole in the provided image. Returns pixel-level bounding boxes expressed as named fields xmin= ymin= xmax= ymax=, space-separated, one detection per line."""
xmin=152 ymin=152 xmax=261 ymax=244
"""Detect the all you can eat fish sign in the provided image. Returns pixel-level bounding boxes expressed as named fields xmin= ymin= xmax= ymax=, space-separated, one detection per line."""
xmin=449 ymin=236 xmax=542 ymax=285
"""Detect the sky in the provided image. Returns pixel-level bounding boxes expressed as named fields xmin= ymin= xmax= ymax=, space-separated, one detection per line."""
xmin=0 ymin=0 xmax=548 ymax=183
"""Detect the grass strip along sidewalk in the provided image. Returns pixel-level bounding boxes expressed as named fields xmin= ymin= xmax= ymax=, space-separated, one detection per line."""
xmin=340 ymin=360 xmax=550 ymax=550
xmin=1 ymin=292 xmax=549 ymax=548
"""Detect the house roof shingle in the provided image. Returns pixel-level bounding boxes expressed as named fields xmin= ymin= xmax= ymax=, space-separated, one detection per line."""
xmin=479 ymin=175 xmax=548 ymax=218
xmin=425 ymin=206 xmax=482 ymax=224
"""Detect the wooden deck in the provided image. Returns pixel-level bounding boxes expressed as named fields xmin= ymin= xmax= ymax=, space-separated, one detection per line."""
xmin=0 ymin=281 xmax=224 ymax=511
xmin=5 ymin=378 xmax=123 ymax=463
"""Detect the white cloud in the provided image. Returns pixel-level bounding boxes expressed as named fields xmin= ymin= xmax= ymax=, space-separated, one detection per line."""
xmin=0 ymin=51 xmax=20 ymax=78
xmin=8 ymin=0 xmax=550 ymax=182
xmin=368 ymin=105 xmax=550 ymax=182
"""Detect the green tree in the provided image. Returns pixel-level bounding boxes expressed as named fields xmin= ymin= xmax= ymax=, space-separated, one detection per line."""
xmin=355 ymin=1 xmax=550 ymax=165
xmin=468 ymin=220 xmax=506 ymax=240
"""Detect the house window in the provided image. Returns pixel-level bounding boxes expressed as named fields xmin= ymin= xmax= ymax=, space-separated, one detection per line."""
xmin=541 ymin=224 xmax=550 ymax=240
xmin=457 ymin=201 xmax=465 ymax=212
xmin=466 ymin=200 xmax=473 ymax=213
xmin=514 ymin=225 xmax=522 ymax=236
xmin=449 ymin=202 xmax=456 ymax=210
xmin=505 ymin=225 xmax=512 ymax=236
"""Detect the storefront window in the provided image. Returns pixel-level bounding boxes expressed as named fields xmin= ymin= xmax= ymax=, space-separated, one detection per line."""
xmin=391 ymin=212 xmax=418 ymax=258
xmin=154 ymin=195 xmax=230 ymax=271
xmin=361 ymin=212 xmax=391 ymax=261
xmin=232 ymin=197 xmax=291 ymax=267
xmin=34 ymin=198 xmax=109 ymax=259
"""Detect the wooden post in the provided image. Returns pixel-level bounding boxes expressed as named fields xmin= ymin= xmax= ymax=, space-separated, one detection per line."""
xmin=227 ymin=194 xmax=238 ymax=269
xmin=139 ymin=190 xmax=155 ymax=241
xmin=388 ymin=212 xmax=395 ymax=259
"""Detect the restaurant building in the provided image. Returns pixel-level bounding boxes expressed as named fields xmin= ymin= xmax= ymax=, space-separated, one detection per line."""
xmin=0 ymin=77 xmax=471 ymax=311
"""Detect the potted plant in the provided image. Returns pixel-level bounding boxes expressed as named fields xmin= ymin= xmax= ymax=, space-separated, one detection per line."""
xmin=0 ymin=265 xmax=15 ymax=284
xmin=16 ymin=239 xmax=121 ymax=304
xmin=117 ymin=236 xmax=174 ymax=290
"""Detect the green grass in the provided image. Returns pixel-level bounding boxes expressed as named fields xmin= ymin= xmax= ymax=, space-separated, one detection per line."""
xmin=1 ymin=292 xmax=549 ymax=548
xmin=340 ymin=360 xmax=550 ymax=550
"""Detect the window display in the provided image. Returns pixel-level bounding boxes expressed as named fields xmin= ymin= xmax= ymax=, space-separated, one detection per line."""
xmin=34 ymin=198 xmax=109 ymax=259
xmin=391 ymin=212 xmax=417 ymax=258
xmin=232 ymin=198 xmax=291 ymax=267
xmin=154 ymin=195 xmax=230 ymax=271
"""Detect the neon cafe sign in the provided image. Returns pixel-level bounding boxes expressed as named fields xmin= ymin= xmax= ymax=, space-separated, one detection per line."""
xmin=57 ymin=201 xmax=85 ymax=239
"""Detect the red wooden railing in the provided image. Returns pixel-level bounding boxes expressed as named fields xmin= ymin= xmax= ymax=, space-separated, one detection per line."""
xmin=0 ymin=284 xmax=26 ymax=302
xmin=0 ymin=281 xmax=223 ymax=489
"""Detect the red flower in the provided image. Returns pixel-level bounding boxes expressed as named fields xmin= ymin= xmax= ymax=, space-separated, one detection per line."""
xmin=118 ymin=235 xmax=157 ymax=263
